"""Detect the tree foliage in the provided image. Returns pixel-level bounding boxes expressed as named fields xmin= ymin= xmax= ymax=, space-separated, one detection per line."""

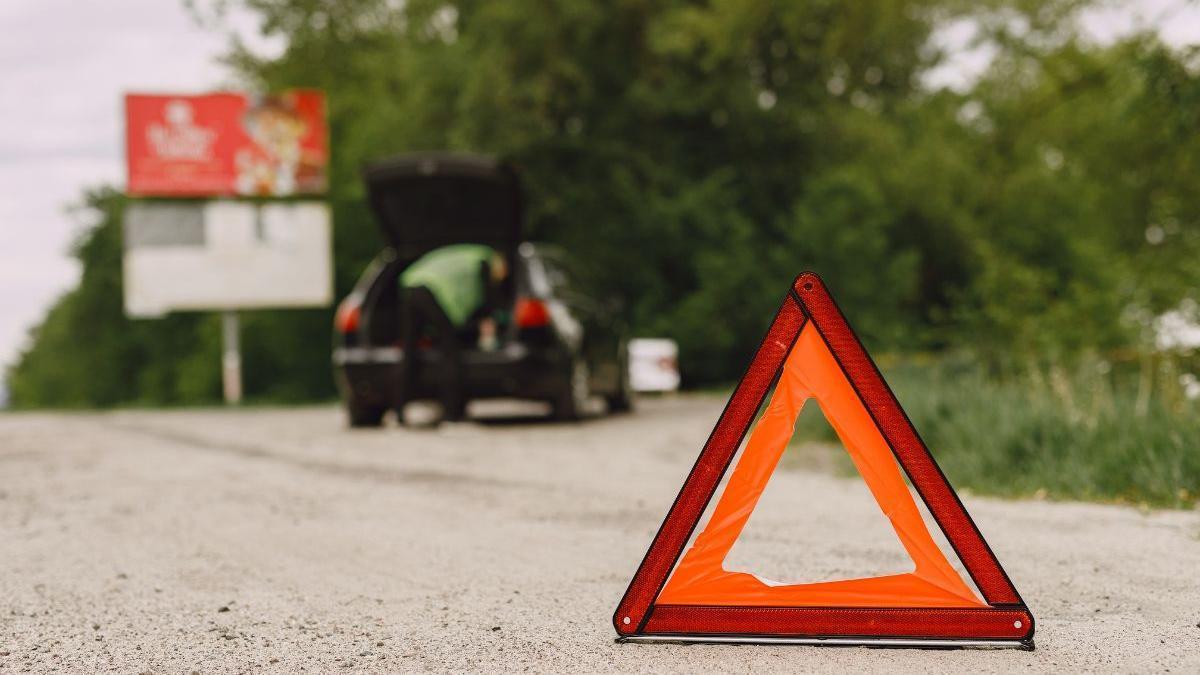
xmin=8 ymin=0 xmax=1200 ymax=406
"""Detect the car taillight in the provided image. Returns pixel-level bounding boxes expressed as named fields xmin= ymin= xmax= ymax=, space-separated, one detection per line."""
xmin=515 ymin=297 xmax=551 ymax=328
xmin=335 ymin=298 xmax=361 ymax=334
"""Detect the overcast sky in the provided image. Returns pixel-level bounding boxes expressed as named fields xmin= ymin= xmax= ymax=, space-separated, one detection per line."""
xmin=0 ymin=1 xmax=1198 ymax=373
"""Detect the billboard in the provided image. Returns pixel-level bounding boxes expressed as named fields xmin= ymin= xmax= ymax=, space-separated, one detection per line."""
xmin=123 ymin=201 xmax=332 ymax=317
xmin=125 ymin=90 xmax=327 ymax=197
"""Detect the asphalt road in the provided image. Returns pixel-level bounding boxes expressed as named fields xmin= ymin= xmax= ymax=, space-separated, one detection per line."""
xmin=1 ymin=398 xmax=1198 ymax=673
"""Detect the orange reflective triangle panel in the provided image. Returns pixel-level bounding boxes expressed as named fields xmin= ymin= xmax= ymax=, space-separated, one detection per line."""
xmin=613 ymin=273 xmax=1034 ymax=648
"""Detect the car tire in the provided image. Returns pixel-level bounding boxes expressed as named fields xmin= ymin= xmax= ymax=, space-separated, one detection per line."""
xmin=606 ymin=347 xmax=635 ymax=414
xmin=606 ymin=372 xmax=635 ymax=414
xmin=346 ymin=400 xmax=387 ymax=427
xmin=551 ymin=359 xmax=589 ymax=421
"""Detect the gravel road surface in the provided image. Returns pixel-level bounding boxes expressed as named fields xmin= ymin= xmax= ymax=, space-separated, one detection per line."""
xmin=2 ymin=398 xmax=1198 ymax=672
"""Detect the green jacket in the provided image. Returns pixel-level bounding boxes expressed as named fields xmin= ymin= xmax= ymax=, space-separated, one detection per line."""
xmin=400 ymin=244 xmax=495 ymax=327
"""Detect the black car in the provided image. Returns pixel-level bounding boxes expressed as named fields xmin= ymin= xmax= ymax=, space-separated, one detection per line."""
xmin=332 ymin=153 xmax=633 ymax=426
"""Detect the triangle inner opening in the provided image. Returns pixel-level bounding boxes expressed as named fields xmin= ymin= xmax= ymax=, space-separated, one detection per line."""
xmin=723 ymin=398 xmax=914 ymax=586
xmin=656 ymin=322 xmax=985 ymax=608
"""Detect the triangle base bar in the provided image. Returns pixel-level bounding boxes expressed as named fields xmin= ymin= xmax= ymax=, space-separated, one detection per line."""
xmin=638 ymin=605 xmax=1033 ymax=645
xmin=617 ymin=635 xmax=1034 ymax=650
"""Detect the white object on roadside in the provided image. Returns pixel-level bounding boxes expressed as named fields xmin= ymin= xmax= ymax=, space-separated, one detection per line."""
xmin=1156 ymin=300 xmax=1200 ymax=351
xmin=629 ymin=338 xmax=681 ymax=393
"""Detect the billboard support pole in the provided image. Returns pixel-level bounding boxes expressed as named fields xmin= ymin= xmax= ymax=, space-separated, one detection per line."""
xmin=221 ymin=310 xmax=243 ymax=405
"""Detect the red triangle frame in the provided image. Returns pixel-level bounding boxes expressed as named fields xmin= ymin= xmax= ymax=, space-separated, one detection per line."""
xmin=613 ymin=272 xmax=1034 ymax=648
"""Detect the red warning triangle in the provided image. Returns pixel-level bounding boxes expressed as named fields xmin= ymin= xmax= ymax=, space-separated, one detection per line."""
xmin=613 ymin=273 xmax=1034 ymax=648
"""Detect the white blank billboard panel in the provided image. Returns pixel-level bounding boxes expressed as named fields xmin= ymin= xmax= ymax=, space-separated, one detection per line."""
xmin=123 ymin=201 xmax=332 ymax=317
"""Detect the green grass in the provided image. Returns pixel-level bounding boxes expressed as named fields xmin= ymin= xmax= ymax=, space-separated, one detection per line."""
xmin=787 ymin=355 xmax=1200 ymax=509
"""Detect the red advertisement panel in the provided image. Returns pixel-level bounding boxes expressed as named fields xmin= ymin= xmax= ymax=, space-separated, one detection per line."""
xmin=125 ymin=90 xmax=327 ymax=197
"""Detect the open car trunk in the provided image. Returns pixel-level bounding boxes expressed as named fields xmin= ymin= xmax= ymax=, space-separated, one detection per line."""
xmin=363 ymin=152 xmax=522 ymax=260
xmin=360 ymin=153 xmax=523 ymax=348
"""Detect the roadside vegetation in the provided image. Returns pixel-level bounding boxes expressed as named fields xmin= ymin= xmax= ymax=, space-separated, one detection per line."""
xmin=787 ymin=345 xmax=1200 ymax=504
xmin=793 ymin=353 xmax=1199 ymax=508
xmin=892 ymin=357 xmax=1199 ymax=508
xmin=6 ymin=0 xmax=1200 ymax=507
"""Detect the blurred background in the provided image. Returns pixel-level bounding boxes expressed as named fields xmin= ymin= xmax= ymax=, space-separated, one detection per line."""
xmin=2 ymin=0 xmax=1199 ymax=507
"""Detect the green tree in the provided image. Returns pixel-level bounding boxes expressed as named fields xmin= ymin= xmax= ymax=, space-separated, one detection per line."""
xmin=219 ymin=0 xmax=948 ymax=379
xmin=10 ymin=0 xmax=1200 ymax=406
xmin=950 ymin=36 xmax=1200 ymax=366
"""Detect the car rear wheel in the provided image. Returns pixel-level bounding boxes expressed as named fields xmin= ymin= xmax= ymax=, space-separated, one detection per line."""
xmin=604 ymin=342 xmax=635 ymax=413
xmin=606 ymin=364 xmax=635 ymax=413
xmin=346 ymin=399 xmax=387 ymax=427
xmin=551 ymin=359 xmax=589 ymax=421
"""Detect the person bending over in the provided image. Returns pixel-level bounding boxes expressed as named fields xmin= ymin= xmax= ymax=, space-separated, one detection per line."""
xmin=398 ymin=244 xmax=510 ymax=422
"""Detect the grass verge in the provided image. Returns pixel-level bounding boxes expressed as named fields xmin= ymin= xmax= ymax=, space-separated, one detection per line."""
xmin=788 ymin=355 xmax=1199 ymax=509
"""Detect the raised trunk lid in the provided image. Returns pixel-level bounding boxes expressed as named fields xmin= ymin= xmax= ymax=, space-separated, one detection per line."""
xmin=363 ymin=153 xmax=522 ymax=259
